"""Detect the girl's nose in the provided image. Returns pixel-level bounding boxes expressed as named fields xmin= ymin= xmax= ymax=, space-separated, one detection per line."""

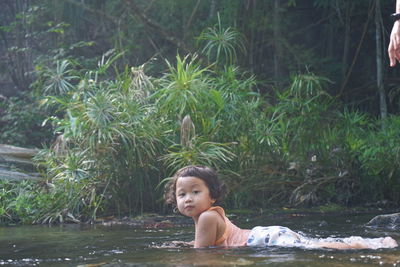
xmin=185 ymin=195 xmax=193 ymax=202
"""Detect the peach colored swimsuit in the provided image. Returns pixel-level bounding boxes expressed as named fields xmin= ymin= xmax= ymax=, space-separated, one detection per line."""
xmin=208 ymin=206 xmax=250 ymax=246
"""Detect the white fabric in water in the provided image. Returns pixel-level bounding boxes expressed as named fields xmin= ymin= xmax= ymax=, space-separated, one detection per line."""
xmin=246 ymin=226 xmax=397 ymax=249
xmin=247 ymin=226 xmax=305 ymax=247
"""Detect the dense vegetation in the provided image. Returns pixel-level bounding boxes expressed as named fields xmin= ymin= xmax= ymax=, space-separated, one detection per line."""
xmin=1 ymin=0 xmax=400 ymax=224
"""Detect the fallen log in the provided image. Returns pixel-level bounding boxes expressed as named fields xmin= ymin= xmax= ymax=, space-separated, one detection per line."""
xmin=0 ymin=144 xmax=41 ymax=181
xmin=0 ymin=144 xmax=39 ymax=158
xmin=0 ymin=169 xmax=41 ymax=181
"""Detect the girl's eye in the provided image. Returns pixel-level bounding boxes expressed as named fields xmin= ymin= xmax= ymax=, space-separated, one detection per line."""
xmin=178 ymin=193 xmax=185 ymax=197
xmin=193 ymin=190 xmax=200 ymax=194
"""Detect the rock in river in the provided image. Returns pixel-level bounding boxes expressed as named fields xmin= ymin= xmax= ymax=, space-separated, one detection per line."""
xmin=366 ymin=213 xmax=400 ymax=229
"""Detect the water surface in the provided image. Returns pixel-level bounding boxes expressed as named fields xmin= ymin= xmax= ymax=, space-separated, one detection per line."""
xmin=1 ymin=212 xmax=399 ymax=266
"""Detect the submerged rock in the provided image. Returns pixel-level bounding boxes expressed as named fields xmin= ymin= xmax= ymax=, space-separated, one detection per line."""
xmin=96 ymin=214 xmax=193 ymax=228
xmin=365 ymin=213 xmax=400 ymax=229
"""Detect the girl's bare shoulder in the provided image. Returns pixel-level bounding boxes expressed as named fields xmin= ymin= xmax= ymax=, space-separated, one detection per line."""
xmin=198 ymin=209 xmax=224 ymax=224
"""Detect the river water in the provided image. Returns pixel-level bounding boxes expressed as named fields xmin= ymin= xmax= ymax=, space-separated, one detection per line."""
xmin=0 ymin=211 xmax=399 ymax=266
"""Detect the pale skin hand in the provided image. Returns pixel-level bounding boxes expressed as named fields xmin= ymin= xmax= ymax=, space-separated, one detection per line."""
xmin=389 ymin=21 xmax=400 ymax=66
xmin=389 ymin=0 xmax=400 ymax=67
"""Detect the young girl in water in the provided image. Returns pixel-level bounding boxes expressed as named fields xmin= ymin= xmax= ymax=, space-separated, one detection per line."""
xmin=164 ymin=165 xmax=398 ymax=249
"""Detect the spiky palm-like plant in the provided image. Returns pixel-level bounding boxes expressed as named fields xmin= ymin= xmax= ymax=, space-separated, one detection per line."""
xmin=198 ymin=13 xmax=246 ymax=66
xmin=161 ymin=115 xmax=235 ymax=174
xmin=154 ymin=54 xmax=211 ymax=118
xmin=42 ymin=60 xmax=78 ymax=95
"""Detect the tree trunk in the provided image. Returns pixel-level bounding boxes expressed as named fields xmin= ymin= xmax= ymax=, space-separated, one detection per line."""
xmin=183 ymin=0 xmax=201 ymax=41
xmin=375 ymin=0 xmax=387 ymax=122
xmin=326 ymin=7 xmax=334 ymax=59
xmin=248 ymin=0 xmax=256 ymax=72
xmin=0 ymin=0 xmax=33 ymax=92
xmin=273 ymin=0 xmax=282 ymax=84
xmin=339 ymin=1 xmax=374 ymax=96
xmin=342 ymin=2 xmax=351 ymax=81
xmin=208 ymin=0 xmax=217 ymax=20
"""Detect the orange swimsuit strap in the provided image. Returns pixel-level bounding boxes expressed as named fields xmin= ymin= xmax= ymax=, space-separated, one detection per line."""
xmin=207 ymin=206 xmax=230 ymax=246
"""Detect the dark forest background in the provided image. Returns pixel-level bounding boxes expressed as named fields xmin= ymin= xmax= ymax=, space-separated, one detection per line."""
xmin=1 ymin=0 xmax=400 ymax=224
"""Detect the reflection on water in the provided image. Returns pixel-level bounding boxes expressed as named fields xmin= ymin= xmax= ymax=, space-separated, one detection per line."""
xmin=0 ymin=212 xmax=399 ymax=266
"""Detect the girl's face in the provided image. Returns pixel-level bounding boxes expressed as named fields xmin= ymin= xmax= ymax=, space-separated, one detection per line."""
xmin=175 ymin=176 xmax=215 ymax=219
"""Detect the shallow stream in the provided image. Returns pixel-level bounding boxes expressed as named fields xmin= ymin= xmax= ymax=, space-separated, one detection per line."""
xmin=1 ymin=211 xmax=399 ymax=266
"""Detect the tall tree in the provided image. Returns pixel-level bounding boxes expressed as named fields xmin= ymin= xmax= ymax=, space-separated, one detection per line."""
xmin=375 ymin=0 xmax=387 ymax=121
xmin=273 ymin=0 xmax=283 ymax=83
xmin=0 ymin=0 xmax=33 ymax=93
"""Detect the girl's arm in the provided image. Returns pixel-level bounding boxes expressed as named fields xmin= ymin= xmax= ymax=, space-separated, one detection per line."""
xmin=314 ymin=237 xmax=397 ymax=250
xmin=313 ymin=242 xmax=369 ymax=250
xmin=194 ymin=211 xmax=221 ymax=248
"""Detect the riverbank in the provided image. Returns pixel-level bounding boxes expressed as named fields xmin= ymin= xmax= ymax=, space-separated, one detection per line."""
xmin=91 ymin=205 xmax=400 ymax=230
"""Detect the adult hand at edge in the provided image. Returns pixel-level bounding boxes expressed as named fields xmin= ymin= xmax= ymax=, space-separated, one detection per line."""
xmin=389 ymin=21 xmax=400 ymax=67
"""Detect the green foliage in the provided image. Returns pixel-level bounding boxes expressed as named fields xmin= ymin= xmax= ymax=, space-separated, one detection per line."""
xmin=221 ymin=73 xmax=365 ymax=208
xmin=197 ymin=13 xmax=246 ymax=66
xmin=355 ymin=116 xmax=400 ymax=202
xmin=34 ymin=53 xmax=168 ymax=220
xmin=0 ymin=180 xmax=34 ymax=224
xmin=3 ymin=0 xmax=400 ymax=225
xmin=155 ymin=54 xmax=212 ymax=119
xmin=0 ymin=93 xmax=52 ymax=147
xmin=42 ymin=60 xmax=78 ymax=95
xmin=4 ymin=51 xmax=400 ymax=225
xmin=0 ymin=179 xmax=81 ymax=224
xmin=161 ymin=114 xmax=235 ymax=173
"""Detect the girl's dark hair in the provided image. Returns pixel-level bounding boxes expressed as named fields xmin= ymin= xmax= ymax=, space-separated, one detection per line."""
xmin=164 ymin=165 xmax=226 ymax=208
